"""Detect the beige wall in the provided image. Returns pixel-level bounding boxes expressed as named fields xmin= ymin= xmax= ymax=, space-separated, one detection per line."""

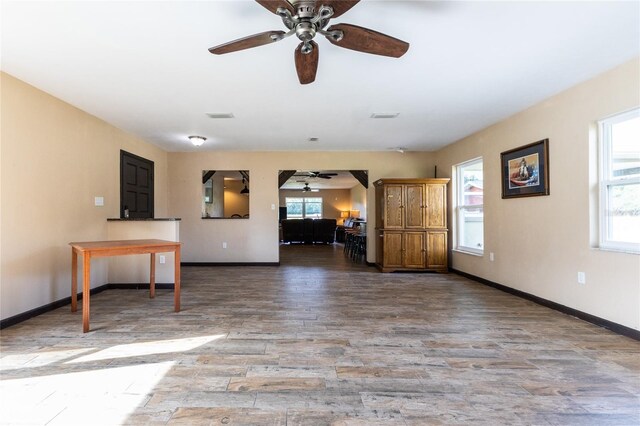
xmin=350 ymin=184 xmax=367 ymax=221
xmin=168 ymin=151 xmax=435 ymax=263
xmin=434 ymin=58 xmax=640 ymax=330
xmin=279 ymin=188 xmax=351 ymax=221
xmin=0 ymin=72 xmax=169 ymax=320
xmin=106 ymin=221 xmax=179 ymax=284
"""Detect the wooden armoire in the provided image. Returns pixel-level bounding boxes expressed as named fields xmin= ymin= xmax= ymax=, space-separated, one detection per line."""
xmin=374 ymin=178 xmax=450 ymax=272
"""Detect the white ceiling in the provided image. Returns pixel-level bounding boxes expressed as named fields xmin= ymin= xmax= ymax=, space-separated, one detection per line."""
xmin=2 ymin=1 xmax=638 ymax=153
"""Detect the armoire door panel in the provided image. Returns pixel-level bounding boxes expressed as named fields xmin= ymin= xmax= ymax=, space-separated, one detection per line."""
xmin=383 ymin=232 xmax=403 ymax=268
xmin=427 ymin=231 xmax=448 ymax=269
xmin=405 ymin=184 xmax=425 ymax=229
xmin=426 ymin=184 xmax=446 ymax=228
xmin=384 ymin=185 xmax=404 ymax=229
xmin=403 ymin=232 xmax=426 ymax=268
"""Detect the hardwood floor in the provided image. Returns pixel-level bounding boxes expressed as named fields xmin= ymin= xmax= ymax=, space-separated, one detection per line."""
xmin=1 ymin=243 xmax=638 ymax=425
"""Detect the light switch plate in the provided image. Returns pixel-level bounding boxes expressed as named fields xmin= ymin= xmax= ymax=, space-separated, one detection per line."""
xmin=94 ymin=196 xmax=104 ymax=206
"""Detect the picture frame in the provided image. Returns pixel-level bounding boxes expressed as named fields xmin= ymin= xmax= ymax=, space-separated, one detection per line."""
xmin=501 ymin=139 xmax=549 ymax=198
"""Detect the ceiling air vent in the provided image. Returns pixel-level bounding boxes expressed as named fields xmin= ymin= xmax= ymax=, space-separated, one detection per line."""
xmin=206 ymin=112 xmax=235 ymax=119
xmin=370 ymin=113 xmax=400 ymax=119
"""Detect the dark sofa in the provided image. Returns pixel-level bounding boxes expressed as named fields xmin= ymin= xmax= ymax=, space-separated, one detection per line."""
xmin=281 ymin=218 xmax=337 ymax=244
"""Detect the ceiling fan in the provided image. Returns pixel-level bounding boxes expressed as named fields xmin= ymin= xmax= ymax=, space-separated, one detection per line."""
xmin=294 ymin=171 xmax=338 ymax=179
xmin=208 ymin=0 xmax=410 ymax=84
xmin=302 ymin=183 xmax=319 ymax=192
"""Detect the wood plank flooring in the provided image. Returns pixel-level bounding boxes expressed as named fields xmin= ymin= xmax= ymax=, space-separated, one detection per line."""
xmin=1 ymin=243 xmax=638 ymax=425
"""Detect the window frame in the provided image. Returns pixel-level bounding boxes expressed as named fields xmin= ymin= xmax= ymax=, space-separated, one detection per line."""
xmin=285 ymin=196 xmax=323 ymax=219
xmin=598 ymin=108 xmax=640 ymax=253
xmin=454 ymin=157 xmax=484 ymax=255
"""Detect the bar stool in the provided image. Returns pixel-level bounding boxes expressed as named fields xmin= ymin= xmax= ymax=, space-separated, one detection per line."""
xmin=351 ymin=233 xmax=366 ymax=262
xmin=343 ymin=226 xmax=358 ymax=255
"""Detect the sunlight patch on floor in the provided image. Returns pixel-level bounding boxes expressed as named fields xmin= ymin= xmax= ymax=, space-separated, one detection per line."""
xmin=0 ymin=361 xmax=175 ymax=425
xmin=67 ymin=334 xmax=225 ymax=364
xmin=0 ymin=348 xmax=95 ymax=371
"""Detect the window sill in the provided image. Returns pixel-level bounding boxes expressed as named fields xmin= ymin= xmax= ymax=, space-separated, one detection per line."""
xmin=452 ymin=248 xmax=484 ymax=257
xmin=594 ymin=246 xmax=640 ymax=255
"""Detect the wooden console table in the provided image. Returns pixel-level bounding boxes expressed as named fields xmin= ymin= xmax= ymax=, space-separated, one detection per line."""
xmin=70 ymin=239 xmax=181 ymax=332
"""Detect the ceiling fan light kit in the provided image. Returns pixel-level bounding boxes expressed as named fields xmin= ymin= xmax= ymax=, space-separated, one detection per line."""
xmin=302 ymin=183 xmax=319 ymax=192
xmin=209 ymin=0 xmax=409 ymax=85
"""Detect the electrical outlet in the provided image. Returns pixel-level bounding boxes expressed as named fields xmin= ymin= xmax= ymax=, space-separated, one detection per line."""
xmin=489 ymin=252 xmax=495 ymax=262
xmin=94 ymin=196 xmax=104 ymax=206
xmin=159 ymin=255 xmax=166 ymax=264
xmin=577 ymin=272 xmax=586 ymax=284
xmin=222 ymin=242 xmax=227 ymax=249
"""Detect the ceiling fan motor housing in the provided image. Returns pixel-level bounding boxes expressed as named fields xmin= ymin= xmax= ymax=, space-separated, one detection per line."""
xmin=292 ymin=0 xmax=317 ymax=19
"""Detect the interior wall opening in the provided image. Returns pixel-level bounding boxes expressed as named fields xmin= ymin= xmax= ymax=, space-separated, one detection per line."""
xmin=277 ymin=170 xmax=368 ymax=265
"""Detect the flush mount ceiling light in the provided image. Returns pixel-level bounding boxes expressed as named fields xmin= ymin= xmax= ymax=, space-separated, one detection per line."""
xmin=370 ymin=113 xmax=400 ymax=119
xmin=188 ymin=135 xmax=207 ymax=146
xmin=389 ymin=146 xmax=407 ymax=153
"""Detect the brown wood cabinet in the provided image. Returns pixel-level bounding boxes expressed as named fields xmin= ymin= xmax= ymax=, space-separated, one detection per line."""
xmin=374 ymin=178 xmax=449 ymax=273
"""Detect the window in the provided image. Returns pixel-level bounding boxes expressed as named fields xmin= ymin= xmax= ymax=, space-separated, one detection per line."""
xmin=454 ymin=158 xmax=484 ymax=254
xmin=285 ymin=197 xmax=323 ymax=219
xmin=598 ymin=108 xmax=640 ymax=253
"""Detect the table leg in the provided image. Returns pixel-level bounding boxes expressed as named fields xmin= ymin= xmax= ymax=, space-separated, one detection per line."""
xmin=150 ymin=253 xmax=156 ymax=299
xmin=82 ymin=253 xmax=91 ymax=333
xmin=71 ymin=248 xmax=78 ymax=312
xmin=174 ymin=247 xmax=181 ymax=312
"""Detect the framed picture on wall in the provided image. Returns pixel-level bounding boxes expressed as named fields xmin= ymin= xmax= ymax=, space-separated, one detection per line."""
xmin=501 ymin=139 xmax=550 ymax=198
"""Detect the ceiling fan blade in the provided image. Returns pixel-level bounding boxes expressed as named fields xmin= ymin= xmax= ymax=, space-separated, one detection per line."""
xmin=326 ymin=23 xmax=409 ymax=58
xmin=319 ymin=0 xmax=360 ymax=18
xmin=255 ymin=0 xmax=295 ymax=15
xmin=317 ymin=175 xmax=332 ymax=179
xmin=295 ymin=41 xmax=319 ymax=85
xmin=209 ymin=31 xmax=285 ymax=55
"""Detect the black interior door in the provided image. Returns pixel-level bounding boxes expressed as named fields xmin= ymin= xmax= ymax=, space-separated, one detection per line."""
xmin=120 ymin=150 xmax=154 ymax=218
